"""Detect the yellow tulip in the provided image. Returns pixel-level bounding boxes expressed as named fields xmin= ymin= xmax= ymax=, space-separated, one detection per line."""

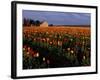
xmin=43 ymin=57 xmax=46 ymax=61
xmin=71 ymin=50 xmax=74 ymax=54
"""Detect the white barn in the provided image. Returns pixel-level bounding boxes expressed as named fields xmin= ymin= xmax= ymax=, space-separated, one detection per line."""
xmin=40 ymin=21 xmax=48 ymax=27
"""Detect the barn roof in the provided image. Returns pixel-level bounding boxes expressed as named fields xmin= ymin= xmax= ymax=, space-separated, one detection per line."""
xmin=40 ymin=21 xmax=48 ymax=24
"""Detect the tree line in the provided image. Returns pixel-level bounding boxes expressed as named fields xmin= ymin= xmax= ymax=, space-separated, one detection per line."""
xmin=23 ymin=18 xmax=41 ymax=26
xmin=23 ymin=18 xmax=53 ymax=27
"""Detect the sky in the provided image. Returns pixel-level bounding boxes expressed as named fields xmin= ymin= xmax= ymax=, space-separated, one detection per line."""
xmin=23 ymin=10 xmax=91 ymax=25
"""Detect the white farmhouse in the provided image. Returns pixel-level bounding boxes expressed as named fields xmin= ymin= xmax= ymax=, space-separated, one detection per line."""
xmin=40 ymin=21 xmax=48 ymax=27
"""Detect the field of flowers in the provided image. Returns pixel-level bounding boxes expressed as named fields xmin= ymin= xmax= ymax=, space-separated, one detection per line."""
xmin=23 ymin=26 xmax=91 ymax=69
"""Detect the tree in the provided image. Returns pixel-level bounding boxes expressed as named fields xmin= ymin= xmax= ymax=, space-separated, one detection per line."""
xmin=35 ymin=20 xmax=41 ymax=26
xmin=23 ymin=18 xmax=27 ymax=26
xmin=49 ymin=24 xmax=53 ymax=26
xmin=26 ymin=19 xmax=30 ymax=26
xmin=29 ymin=19 xmax=35 ymax=26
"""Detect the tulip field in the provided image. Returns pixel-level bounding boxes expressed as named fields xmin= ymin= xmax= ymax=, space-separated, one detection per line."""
xmin=23 ymin=26 xmax=91 ymax=69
